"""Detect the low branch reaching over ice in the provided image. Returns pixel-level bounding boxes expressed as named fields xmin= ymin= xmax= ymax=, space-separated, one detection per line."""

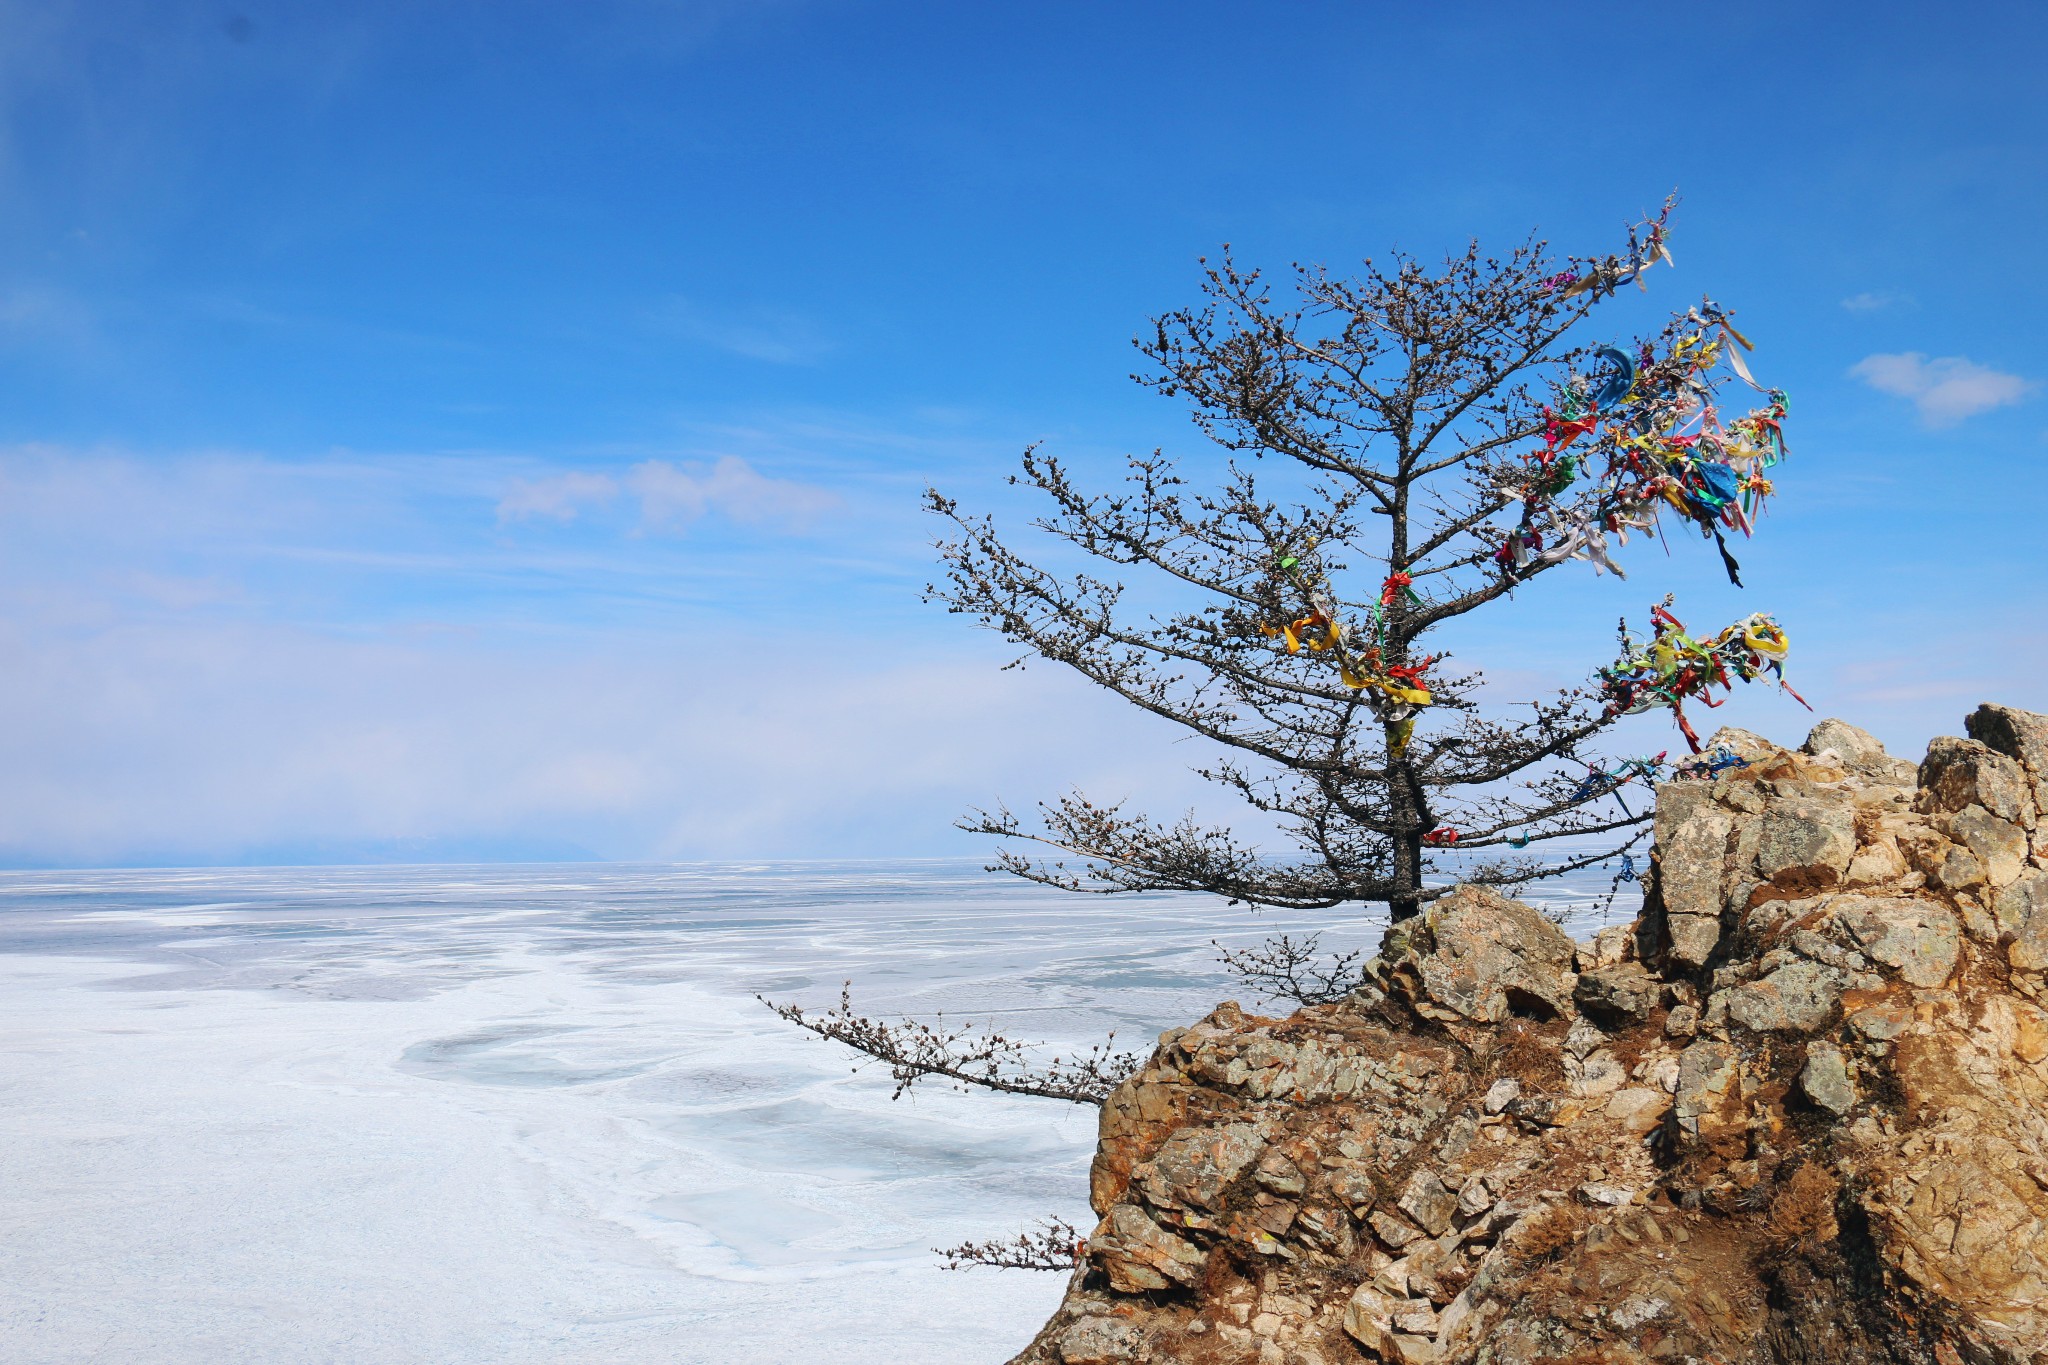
xmin=761 ymin=984 xmax=1140 ymax=1105
xmin=1215 ymin=932 xmax=1368 ymax=1006
xmin=937 ymin=1217 xmax=1086 ymax=1272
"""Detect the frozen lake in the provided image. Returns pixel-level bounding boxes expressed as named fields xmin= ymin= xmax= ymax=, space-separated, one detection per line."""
xmin=0 ymin=859 xmax=1638 ymax=1364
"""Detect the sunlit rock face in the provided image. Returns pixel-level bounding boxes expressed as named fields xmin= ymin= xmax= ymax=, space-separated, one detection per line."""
xmin=1008 ymin=705 xmax=2048 ymax=1365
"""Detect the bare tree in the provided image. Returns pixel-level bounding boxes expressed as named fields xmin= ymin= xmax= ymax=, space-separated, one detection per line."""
xmin=765 ymin=205 xmax=1798 ymax=1181
xmin=929 ymin=201 xmax=1793 ymax=922
xmin=766 ymin=210 xmax=1799 ymax=1271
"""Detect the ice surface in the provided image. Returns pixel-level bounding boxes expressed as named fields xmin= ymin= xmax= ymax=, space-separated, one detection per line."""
xmin=0 ymin=858 xmax=1638 ymax=1364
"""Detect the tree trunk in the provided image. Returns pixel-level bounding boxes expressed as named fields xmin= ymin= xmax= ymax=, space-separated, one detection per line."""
xmin=1389 ymin=831 xmax=1423 ymax=921
xmin=1387 ymin=738 xmax=1426 ymax=922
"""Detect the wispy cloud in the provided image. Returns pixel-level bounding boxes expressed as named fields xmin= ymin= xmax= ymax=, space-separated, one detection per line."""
xmin=629 ymin=456 xmax=840 ymax=531
xmin=0 ymin=443 xmax=881 ymax=649
xmin=1840 ymin=291 xmax=1911 ymax=314
xmin=125 ymin=571 xmax=243 ymax=611
xmin=1848 ymin=352 xmax=2032 ymax=427
xmin=646 ymin=296 xmax=833 ymax=364
xmin=0 ymin=441 xmax=1179 ymax=863
xmin=0 ymin=611 xmax=1221 ymax=865
xmin=496 ymin=471 xmax=619 ymax=523
xmin=497 ymin=456 xmax=841 ymax=532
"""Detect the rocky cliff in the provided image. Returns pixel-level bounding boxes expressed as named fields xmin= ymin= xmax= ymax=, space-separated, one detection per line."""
xmin=1007 ymin=705 xmax=2048 ymax=1365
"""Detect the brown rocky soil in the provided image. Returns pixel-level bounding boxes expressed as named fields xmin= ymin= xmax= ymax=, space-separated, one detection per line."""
xmin=1005 ymin=705 xmax=2048 ymax=1365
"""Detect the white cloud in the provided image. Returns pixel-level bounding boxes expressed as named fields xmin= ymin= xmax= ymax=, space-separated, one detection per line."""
xmin=496 ymin=471 xmax=619 ymax=522
xmin=0 ymin=441 xmax=1227 ymax=865
xmin=1849 ymin=352 xmax=2033 ymax=427
xmin=1840 ymin=291 xmax=1909 ymax=314
xmin=497 ymin=457 xmax=840 ymax=533
xmin=628 ymin=456 xmax=841 ymax=532
xmin=0 ymin=613 xmax=1224 ymax=865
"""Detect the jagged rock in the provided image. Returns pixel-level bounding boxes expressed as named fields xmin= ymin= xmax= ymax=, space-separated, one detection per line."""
xmin=1718 ymin=959 xmax=1845 ymax=1032
xmin=1088 ymin=1205 xmax=1207 ymax=1292
xmin=1969 ymin=703 xmax=2048 ymax=766
xmin=1650 ymin=792 xmax=1732 ymax=969
xmin=1579 ymin=922 xmax=1633 ymax=969
xmin=2001 ymin=871 xmax=2048 ymax=971
xmin=1843 ymin=835 xmax=1909 ymax=888
xmin=1937 ymin=841 xmax=1988 ymax=891
xmin=1805 ymin=717 xmax=1920 ymax=785
xmin=1664 ymin=910 xmax=1726 ymax=972
xmin=1345 ymin=1284 xmax=1436 ymax=1362
xmin=1135 ymin=1121 xmax=1265 ymax=1212
xmin=1054 ymin=1316 xmax=1145 ymax=1364
xmin=1704 ymin=724 xmax=1777 ymax=759
xmin=1369 ymin=1208 xmax=1428 ymax=1251
xmin=1756 ymin=798 xmax=1856 ymax=885
xmin=1969 ymin=702 xmax=2048 ymax=825
xmin=1007 ymin=705 xmax=2048 ymax=1365
xmin=1799 ymin=1043 xmax=1856 ymax=1116
xmin=1605 ymin=1086 xmax=1667 ymax=1136
xmin=1833 ymin=896 xmax=1960 ymax=988
xmin=1804 ymin=717 xmax=1884 ymax=766
xmin=1573 ymin=960 xmax=1659 ymax=1024
xmin=1395 ymin=1170 xmax=1457 ymax=1238
xmin=1950 ymin=804 xmax=2029 ymax=887
xmin=1369 ymin=884 xmax=1577 ymax=1024
xmin=1920 ymin=735 xmax=2032 ymax=823
xmin=1673 ymin=1037 xmax=1741 ymax=1141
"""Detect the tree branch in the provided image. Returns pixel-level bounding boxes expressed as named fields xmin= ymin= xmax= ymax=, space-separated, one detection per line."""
xmin=763 ymin=985 xmax=1139 ymax=1105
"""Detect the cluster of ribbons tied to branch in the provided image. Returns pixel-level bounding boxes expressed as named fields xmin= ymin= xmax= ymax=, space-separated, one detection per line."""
xmin=1254 ymin=204 xmax=1813 ymax=800
xmin=1260 ymin=555 xmax=1436 ymax=759
xmin=1494 ymin=288 xmax=1788 ymax=590
xmin=1598 ymin=598 xmax=1810 ymax=753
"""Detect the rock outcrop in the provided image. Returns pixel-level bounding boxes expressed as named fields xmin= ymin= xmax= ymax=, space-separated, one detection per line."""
xmin=1008 ymin=705 xmax=2048 ymax=1364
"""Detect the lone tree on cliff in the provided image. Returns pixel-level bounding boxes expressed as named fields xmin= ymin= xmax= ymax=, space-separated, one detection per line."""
xmin=771 ymin=204 xmax=1802 ymax=1112
xmin=927 ymin=202 xmax=1794 ymax=924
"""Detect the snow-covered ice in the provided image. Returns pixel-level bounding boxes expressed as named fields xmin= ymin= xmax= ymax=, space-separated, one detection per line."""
xmin=0 ymin=859 xmax=1637 ymax=1364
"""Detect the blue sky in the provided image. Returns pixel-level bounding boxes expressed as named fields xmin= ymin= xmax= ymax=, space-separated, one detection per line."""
xmin=0 ymin=0 xmax=2042 ymax=865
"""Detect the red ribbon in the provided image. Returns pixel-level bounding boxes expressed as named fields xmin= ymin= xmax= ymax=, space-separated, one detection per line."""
xmin=1545 ymin=411 xmax=1599 ymax=451
xmin=1384 ymin=659 xmax=1434 ymax=687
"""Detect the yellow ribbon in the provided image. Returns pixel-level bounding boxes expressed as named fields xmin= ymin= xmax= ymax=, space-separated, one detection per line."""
xmin=1262 ymin=615 xmax=1340 ymax=654
xmin=1736 ymin=617 xmax=1789 ymax=660
xmin=1339 ymin=657 xmax=1432 ymax=705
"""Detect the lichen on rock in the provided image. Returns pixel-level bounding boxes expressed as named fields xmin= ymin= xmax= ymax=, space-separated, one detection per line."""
xmin=1001 ymin=705 xmax=2048 ymax=1364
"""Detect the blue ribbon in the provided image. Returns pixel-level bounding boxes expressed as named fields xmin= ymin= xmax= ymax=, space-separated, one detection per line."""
xmin=1591 ymin=347 xmax=1636 ymax=411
